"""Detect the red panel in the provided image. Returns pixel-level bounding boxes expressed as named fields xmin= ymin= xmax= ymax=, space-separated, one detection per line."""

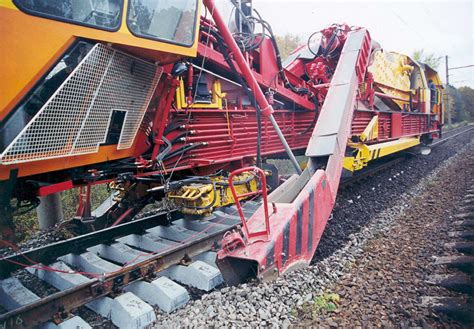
xmin=391 ymin=112 xmax=402 ymax=138
xmin=289 ymin=213 xmax=297 ymax=261
xmin=259 ymin=38 xmax=280 ymax=83
xmin=351 ymin=110 xmax=372 ymax=134
xmin=301 ymin=198 xmax=309 ymax=256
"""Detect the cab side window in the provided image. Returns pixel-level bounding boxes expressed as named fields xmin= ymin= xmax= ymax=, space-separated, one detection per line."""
xmin=14 ymin=0 xmax=123 ymax=30
xmin=127 ymin=0 xmax=198 ymax=46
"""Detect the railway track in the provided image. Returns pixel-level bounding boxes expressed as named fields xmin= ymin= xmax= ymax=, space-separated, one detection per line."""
xmin=0 ymin=201 xmax=262 ymax=328
xmin=423 ymin=154 xmax=474 ymax=325
xmin=0 ymin=125 xmax=472 ymax=328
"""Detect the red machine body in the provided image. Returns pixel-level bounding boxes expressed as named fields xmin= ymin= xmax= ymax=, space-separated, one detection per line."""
xmin=1 ymin=0 xmax=443 ymax=277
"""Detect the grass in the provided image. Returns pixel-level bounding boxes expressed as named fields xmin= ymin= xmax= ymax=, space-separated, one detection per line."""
xmin=12 ymin=183 xmax=111 ymax=242
xmin=291 ymin=292 xmax=341 ymax=321
xmin=445 ymin=120 xmax=470 ymax=130
xmin=313 ymin=293 xmax=340 ymax=313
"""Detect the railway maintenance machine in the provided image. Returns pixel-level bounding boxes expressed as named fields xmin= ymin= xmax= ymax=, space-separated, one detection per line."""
xmin=0 ymin=0 xmax=443 ymax=281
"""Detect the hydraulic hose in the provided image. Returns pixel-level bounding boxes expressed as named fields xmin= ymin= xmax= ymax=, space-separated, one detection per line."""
xmin=298 ymin=99 xmax=319 ymax=136
xmin=211 ymin=29 xmax=263 ymax=168
xmin=203 ymin=0 xmax=302 ymax=174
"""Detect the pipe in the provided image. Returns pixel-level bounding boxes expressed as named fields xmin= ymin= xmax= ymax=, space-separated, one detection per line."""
xmin=203 ymin=0 xmax=271 ymax=116
xmin=188 ymin=62 xmax=242 ymax=87
xmin=269 ymin=115 xmax=302 ymax=174
xmin=36 ymin=193 xmax=63 ymax=230
xmin=202 ymin=0 xmax=302 ymax=174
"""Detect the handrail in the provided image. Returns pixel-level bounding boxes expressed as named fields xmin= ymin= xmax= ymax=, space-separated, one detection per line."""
xmin=228 ymin=167 xmax=270 ymax=242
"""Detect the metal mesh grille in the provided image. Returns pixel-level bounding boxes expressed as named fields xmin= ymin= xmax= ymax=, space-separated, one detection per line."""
xmin=0 ymin=44 xmax=161 ymax=164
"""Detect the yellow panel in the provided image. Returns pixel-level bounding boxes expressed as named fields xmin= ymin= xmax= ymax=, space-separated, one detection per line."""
xmin=368 ymin=51 xmax=413 ymax=92
xmin=360 ymin=116 xmax=378 ymax=142
xmin=0 ymin=1 xmax=200 ymax=119
xmin=344 ymin=137 xmax=420 ymax=172
xmin=368 ymin=50 xmax=413 ymax=109
xmin=175 ymin=78 xmax=225 ymax=109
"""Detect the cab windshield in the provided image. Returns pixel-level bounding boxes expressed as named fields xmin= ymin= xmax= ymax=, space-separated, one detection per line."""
xmin=127 ymin=0 xmax=198 ymax=46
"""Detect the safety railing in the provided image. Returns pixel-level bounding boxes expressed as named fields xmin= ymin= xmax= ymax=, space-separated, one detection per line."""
xmin=228 ymin=167 xmax=270 ymax=242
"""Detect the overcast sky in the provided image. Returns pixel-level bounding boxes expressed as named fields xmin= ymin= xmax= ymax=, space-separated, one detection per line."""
xmin=252 ymin=0 xmax=474 ymax=88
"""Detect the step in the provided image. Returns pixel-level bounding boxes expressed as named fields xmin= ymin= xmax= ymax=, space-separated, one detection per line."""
xmin=459 ymin=204 xmax=474 ymax=212
xmin=85 ymin=296 xmax=114 ymax=319
xmin=210 ymin=211 xmax=242 ymax=226
xmin=58 ymin=252 xmax=121 ymax=275
xmin=26 ymin=262 xmax=92 ymax=291
xmin=161 ymin=260 xmax=223 ymax=291
xmin=453 ymin=212 xmax=473 ymax=220
xmin=222 ymin=204 xmax=259 ymax=218
xmin=86 ymin=292 xmax=156 ymax=328
xmin=147 ymin=225 xmax=198 ymax=243
xmin=123 ymin=277 xmax=189 ymax=313
xmin=462 ymin=199 xmax=474 ymax=205
xmin=110 ymin=292 xmax=156 ymax=328
xmin=173 ymin=218 xmax=229 ymax=235
xmin=0 ymin=277 xmax=40 ymax=310
xmin=193 ymin=251 xmax=218 ymax=268
xmin=452 ymin=220 xmax=474 ymax=228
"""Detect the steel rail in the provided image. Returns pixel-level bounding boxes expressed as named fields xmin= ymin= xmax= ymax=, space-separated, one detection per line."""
xmin=431 ymin=125 xmax=473 ymax=147
xmin=0 ymin=215 xmax=236 ymax=328
xmin=0 ymin=210 xmax=172 ymax=278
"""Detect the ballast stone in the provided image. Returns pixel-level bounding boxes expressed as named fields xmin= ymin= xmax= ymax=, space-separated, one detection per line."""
xmin=161 ymin=260 xmax=223 ymax=291
xmin=0 ymin=277 xmax=40 ymax=310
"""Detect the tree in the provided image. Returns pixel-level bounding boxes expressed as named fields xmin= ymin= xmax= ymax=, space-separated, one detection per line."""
xmin=412 ymin=49 xmax=441 ymax=69
xmin=445 ymin=84 xmax=469 ymax=123
xmin=275 ymin=34 xmax=303 ymax=61
xmin=458 ymin=86 xmax=474 ymax=122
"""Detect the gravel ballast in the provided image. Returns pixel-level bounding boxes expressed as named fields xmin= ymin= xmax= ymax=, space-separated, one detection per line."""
xmin=297 ymin=143 xmax=474 ymax=327
xmin=152 ymin=134 xmax=473 ymax=327
xmin=1 ymin=129 xmax=471 ymax=327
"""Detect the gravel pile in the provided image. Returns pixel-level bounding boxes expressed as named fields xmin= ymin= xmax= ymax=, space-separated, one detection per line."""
xmin=316 ymin=129 xmax=473 ymax=261
xmin=153 ymin=135 xmax=473 ymax=327
xmin=0 ymin=224 xmax=73 ymax=258
xmin=300 ymin=143 xmax=473 ymax=327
